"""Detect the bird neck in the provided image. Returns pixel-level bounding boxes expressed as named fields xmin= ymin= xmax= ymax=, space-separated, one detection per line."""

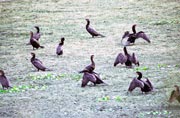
xmin=132 ymin=25 xmax=136 ymax=34
xmin=91 ymin=56 xmax=95 ymax=66
xmin=59 ymin=41 xmax=64 ymax=45
xmin=137 ymin=73 xmax=142 ymax=80
xmin=36 ymin=27 xmax=40 ymax=33
xmin=123 ymin=47 xmax=128 ymax=55
xmin=175 ymin=86 xmax=180 ymax=92
xmin=31 ymin=55 xmax=35 ymax=60
xmin=86 ymin=21 xmax=90 ymax=29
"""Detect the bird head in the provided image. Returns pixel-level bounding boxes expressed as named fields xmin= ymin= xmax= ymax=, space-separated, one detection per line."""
xmin=85 ymin=19 xmax=90 ymax=22
xmin=31 ymin=52 xmax=35 ymax=57
xmin=136 ymin=71 xmax=142 ymax=76
xmin=61 ymin=37 xmax=65 ymax=42
xmin=0 ymin=70 xmax=5 ymax=76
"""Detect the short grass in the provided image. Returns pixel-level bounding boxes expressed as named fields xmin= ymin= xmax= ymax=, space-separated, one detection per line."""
xmin=0 ymin=0 xmax=180 ymax=118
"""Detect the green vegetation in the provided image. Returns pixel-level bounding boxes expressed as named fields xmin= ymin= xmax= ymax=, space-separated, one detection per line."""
xmin=134 ymin=66 xmax=149 ymax=71
xmin=0 ymin=85 xmax=47 ymax=94
xmin=98 ymin=96 xmax=122 ymax=102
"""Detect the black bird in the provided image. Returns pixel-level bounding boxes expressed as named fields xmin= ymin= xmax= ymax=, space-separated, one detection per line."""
xmin=114 ymin=47 xmax=139 ymax=67
xmin=128 ymin=71 xmax=153 ymax=93
xmin=56 ymin=37 xmax=65 ymax=56
xmin=86 ymin=19 xmax=105 ymax=38
xmin=79 ymin=55 xmax=95 ymax=73
xmin=168 ymin=85 xmax=180 ymax=103
xmin=27 ymin=26 xmax=41 ymax=45
xmin=121 ymin=24 xmax=150 ymax=46
xmin=30 ymin=31 xmax=44 ymax=50
xmin=30 ymin=52 xmax=49 ymax=71
xmin=0 ymin=70 xmax=12 ymax=89
xmin=81 ymin=70 xmax=104 ymax=87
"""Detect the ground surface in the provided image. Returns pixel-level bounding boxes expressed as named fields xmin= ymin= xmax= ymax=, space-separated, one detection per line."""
xmin=0 ymin=0 xmax=180 ymax=118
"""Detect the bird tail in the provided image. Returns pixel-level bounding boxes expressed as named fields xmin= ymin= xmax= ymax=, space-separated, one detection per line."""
xmin=99 ymin=34 xmax=105 ymax=37
xmin=40 ymin=46 xmax=45 ymax=48
xmin=45 ymin=68 xmax=52 ymax=71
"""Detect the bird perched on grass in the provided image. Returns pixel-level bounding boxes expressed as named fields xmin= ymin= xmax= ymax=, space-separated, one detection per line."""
xmin=29 ymin=31 xmax=44 ymax=50
xmin=114 ymin=47 xmax=139 ymax=68
xmin=85 ymin=19 xmax=105 ymax=38
xmin=128 ymin=71 xmax=153 ymax=93
xmin=80 ymin=70 xmax=105 ymax=87
xmin=121 ymin=24 xmax=150 ymax=46
xmin=168 ymin=85 xmax=180 ymax=103
xmin=56 ymin=37 xmax=65 ymax=56
xmin=30 ymin=53 xmax=51 ymax=71
xmin=0 ymin=70 xmax=12 ymax=89
xmin=27 ymin=26 xmax=41 ymax=45
xmin=79 ymin=55 xmax=95 ymax=73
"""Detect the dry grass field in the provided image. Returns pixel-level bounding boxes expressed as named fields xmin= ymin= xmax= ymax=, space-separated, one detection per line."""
xmin=0 ymin=0 xmax=180 ymax=117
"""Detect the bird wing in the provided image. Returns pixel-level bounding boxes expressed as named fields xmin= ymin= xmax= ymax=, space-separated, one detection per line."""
xmin=86 ymin=73 xmax=96 ymax=83
xmin=56 ymin=45 xmax=62 ymax=55
xmin=31 ymin=38 xmax=40 ymax=45
xmin=130 ymin=53 xmax=139 ymax=65
xmin=128 ymin=78 xmax=144 ymax=92
xmin=114 ymin=53 xmax=127 ymax=66
xmin=136 ymin=31 xmax=150 ymax=43
xmin=0 ymin=76 xmax=11 ymax=88
xmin=81 ymin=74 xmax=90 ymax=87
xmin=34 ymin=58 xmax=43 ymax=64
xmin=87 ymin=27 xmax=99 ymax=36
xmin=33 ymin=33 xmax=41 ymax=40
xmin=168 ymin=90 xmax=176 ymax=103
xmin=32 ymin=59 xmax=46 ymax=71
xmin=93 ymin=72 xmax=104 ymax=84
xmin=145 ymin=78 xmax=153 ymax=90
xmin=122 ymin=31 xmax=130 ymax=39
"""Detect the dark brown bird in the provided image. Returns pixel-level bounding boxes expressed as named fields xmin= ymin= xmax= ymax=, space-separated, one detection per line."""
xmin=30 ymin=52 xmax=50 ymax=71
xmin=27 ymin=26 xmax=41 ymax=45
xmin=121 ymin=24 xmax=150 ymax=46
xmin=30 ymin=31 xmax=44 ymax=50
xmin=114 ymin=47 xmax=139 ymax=67
xmin=128 ymin=71 xmax=153 ymax=93
xmin=168 ymin=85 xmax=180 ymax=103
xmin=86 ymin=19 xmax=105 ymax=38
xmin=79 ymin=55 xmax=95 ymax=73
xmin=81 ymin=70 xmax=104 ymax=87
xmin=33 ymin=26 xmax=41 ymax=41
xmin=56 ymin=37 xmax=65 ymax=56
xmin=0 ymin=70 xmax=12 ymax=89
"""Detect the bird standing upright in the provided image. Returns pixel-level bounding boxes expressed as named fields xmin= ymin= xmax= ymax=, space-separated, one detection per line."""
xmin=29 ymin=31 xmax=44 ymax=50
xmin=168 ymin=85 xmax=180 ymax=103
xmin=56 ymin=37 xmax=65 ymax=56
xmin=79 ymin=55 xmax=95 ymax=73
xmin=0 ymin=70 xmax=12 ymax=89
xmin=85 ymin=19 xmax=105 ymax=38
xmin=30 ymin=52 xmax=49 ymax=71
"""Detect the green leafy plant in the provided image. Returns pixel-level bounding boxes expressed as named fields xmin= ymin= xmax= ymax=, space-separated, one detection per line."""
xmin=29 ymin=73 xmax=61 ymax=80
xmin=134 ymin=66 xmax=149 ymax=71
xmin=69 ymin=74 xmax=82 ymax=81
xmin=114 ymin=96 xmax=122 ymax=102
xmin=157 ymin=64 xmax=167 ymax=68
xmin=0 ymin=85 xmax=47 ymax=94
xmin=98 ymin=96 xmax=110 ymax=102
